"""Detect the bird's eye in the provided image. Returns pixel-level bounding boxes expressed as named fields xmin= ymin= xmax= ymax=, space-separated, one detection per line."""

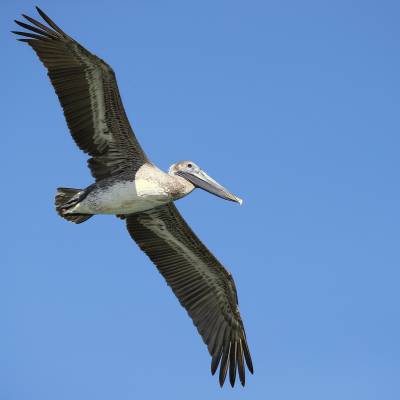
xmin=187 ymin=163 xmax=192 ymax=168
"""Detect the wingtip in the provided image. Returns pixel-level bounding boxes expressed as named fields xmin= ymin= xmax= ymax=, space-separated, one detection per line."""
xmin=246 ymin=357 xmax=254 ymax=374
xmin=36 ymin=6 xmax=45 ymax=17
xmin=219 ymin=365 xmax=228 ymax=387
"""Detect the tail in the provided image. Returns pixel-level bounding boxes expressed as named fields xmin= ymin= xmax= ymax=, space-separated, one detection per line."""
xmin=55 ymin=187 xmax=93 ymax=224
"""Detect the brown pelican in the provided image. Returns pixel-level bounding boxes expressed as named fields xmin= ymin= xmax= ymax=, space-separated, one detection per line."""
xmin=13 ymin=7 xmax=253 ymax=387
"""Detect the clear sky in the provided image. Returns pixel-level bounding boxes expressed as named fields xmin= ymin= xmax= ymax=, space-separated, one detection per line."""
xmin=2 ymin=1 xmax=400 ymax=399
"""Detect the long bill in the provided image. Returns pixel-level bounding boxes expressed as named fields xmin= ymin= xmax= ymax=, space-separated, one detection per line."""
xmin=177 ymin=170 xmax=243 ymax=205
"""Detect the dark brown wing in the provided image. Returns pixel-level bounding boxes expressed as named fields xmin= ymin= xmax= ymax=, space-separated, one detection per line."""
xmin=126 ymin=203 xmax=253 ymax=387
xmin=13 ymin=7 xmax=148 ymax=180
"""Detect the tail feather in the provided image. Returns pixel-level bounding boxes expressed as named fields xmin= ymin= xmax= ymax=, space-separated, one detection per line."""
xmin=55 ymin=187 xmax=93 ymax=224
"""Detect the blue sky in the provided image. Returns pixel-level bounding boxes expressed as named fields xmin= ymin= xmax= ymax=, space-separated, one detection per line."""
xmin=2 ymin=0 xmax=400 ymax=399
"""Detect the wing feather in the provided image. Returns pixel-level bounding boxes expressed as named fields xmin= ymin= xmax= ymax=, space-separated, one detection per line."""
xmin=14 ymin=7 xmax=148 ymax=180
xmin=126 ymin=203 xmax=253 ymax=386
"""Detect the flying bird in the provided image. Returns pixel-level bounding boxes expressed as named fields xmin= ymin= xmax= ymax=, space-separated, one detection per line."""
xmin=13 ymin=7 xmax=253 ymax=387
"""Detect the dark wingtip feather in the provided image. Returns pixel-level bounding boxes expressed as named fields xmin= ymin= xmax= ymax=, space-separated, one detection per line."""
xmin=229 ymin=341 xmax=237 ymax=387
xmin=14 ymin=19 xmax=55 ymax=38
xmin=219 ymin=356 xmax=229 ymax=387
xmin=237 ymin=343 xmax=245 ymax=386
xmin=35 ymin=6 xmax=64 ymax=34
xmin=218 ymin=341 xmax=231 ymax=387
xmin=15 ymin=19 xmax=31 ymax=29
xmin=242 ymin=338 xmax=254 ymax=374
xmin=21 ymin=13 xmax=56 ymax=36
xmin=12 ymin=30 xmax=42 ymax=40
xmin=211 ymin=348 xmax=222 ymax=375
xmin=11 ymin=30 xmax=25 ymax=36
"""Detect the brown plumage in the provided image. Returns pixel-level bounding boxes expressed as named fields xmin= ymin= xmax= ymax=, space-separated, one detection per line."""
xmin=13 ymin=7 xmax=253 ymax=387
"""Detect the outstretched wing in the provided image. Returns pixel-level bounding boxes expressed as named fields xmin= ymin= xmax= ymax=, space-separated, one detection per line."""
xmin=126 ymin=203 xmax=253 ymax=387
xmin=13 ymin=7 xmax=148 ymax=181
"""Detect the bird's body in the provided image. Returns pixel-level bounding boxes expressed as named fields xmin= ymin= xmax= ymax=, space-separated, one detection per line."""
xmin=66 ymin=163 xmax=194 ymax=215
xmin=14 ymin=7 xmax=253 ymax=387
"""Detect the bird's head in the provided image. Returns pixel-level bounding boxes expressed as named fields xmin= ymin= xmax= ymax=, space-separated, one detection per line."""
xmin=169 ymin=160 xmax=243 ymax=205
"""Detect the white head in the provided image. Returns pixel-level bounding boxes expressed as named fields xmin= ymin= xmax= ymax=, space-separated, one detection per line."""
xmin=169 ymin=160 xmax=242 ymax=205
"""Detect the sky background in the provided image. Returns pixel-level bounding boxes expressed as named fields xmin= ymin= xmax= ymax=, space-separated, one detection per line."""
xmin=1 ymin=1 xmax=400 ymax=399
